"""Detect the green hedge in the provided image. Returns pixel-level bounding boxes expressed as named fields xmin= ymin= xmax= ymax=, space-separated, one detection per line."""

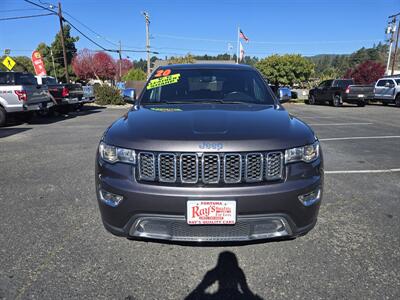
xmin=94 ymin=85 xmax=125 ymax=105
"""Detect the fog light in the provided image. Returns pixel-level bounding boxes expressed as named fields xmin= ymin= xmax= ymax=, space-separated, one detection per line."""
xmin=99 ymin=188 xmax=123 ymax=207
xmin=298 ymin=188 xmax=321 ymax=206
xmin=250 ymin=218 xmax=291 ymax=239
xmin=133 ymin=219 xmax=172 ymax=239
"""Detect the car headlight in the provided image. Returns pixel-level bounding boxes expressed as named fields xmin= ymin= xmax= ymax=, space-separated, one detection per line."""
xmin=285 ymin=141 xmax=319 ymax=163
xmin=99 ymin=141 xmax=136 ymax=164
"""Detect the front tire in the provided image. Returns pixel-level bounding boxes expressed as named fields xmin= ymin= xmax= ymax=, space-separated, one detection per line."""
xmin=395 ymin=95 xmax=400 ymax=107
xmin=309 ymin=95 xmax=316 ymax=105
xmin=332 ymin=95 xmax=342 ymax=107
xmin=0 ymin=106 xmax=7 ymax=127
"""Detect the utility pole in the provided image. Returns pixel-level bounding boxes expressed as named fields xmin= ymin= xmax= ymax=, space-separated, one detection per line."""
xmin=118 ymin=40 xmax=122 ymax=81
xmin=391 ymin=17 xmax=400 ymax=75
xmin=57 ymin=2 xmax=69 ymax=83
xmin=236 ymin=26 xmax=240 ymax=64
xmin=50 ymin=49 xmax=58 ymax=81
xmin=386 ymin=18 xmax=396 ymax=75
xmin=143 ymin=12 xmax=151 ymax=77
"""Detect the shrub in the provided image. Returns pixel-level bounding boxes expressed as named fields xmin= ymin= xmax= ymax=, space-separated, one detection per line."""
xmin=94 ymin=84 xmax=125 ymax=105
xmin=122 ymin=68 xmax=146 ymax=81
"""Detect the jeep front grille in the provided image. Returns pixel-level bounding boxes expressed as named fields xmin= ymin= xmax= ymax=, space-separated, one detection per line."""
xmin=137 ymin=151 xmax=284 ymax=185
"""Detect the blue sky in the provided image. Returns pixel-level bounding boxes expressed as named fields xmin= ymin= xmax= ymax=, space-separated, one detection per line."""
xmin=0 ymin=0 xmax=399 ymax=60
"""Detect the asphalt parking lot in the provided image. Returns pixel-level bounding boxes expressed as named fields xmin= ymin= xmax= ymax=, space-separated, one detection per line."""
xmin=0 ymin=103 xmax=399 ymax=299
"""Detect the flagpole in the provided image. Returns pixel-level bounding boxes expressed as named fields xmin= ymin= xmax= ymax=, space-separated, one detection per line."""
xmin=236 ymin=26 xmax=240 ymax=64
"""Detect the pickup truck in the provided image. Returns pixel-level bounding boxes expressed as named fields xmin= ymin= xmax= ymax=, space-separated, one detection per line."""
xmin=95 ymin=64 xmax=323 ymax=243
xmin=0 ymin=72 xmax=53 ymax=126
xmin=308 ymin=79 xmax=374 ymax=107
xmin=371 ymin=77 xmax=400 ymax=106
xmin=35 ymin=76 xmax=84 ymax=111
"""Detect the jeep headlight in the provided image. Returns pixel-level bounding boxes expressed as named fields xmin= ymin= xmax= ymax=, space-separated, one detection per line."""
xmin=99 ymin=141 xmax=136 ymax=164
xmin=285 ymin=141 xmax=319 ymax=163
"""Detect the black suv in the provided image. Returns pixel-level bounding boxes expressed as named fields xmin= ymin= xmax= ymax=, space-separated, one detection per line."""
xmin=95 ymin=64 xmax=324 ymax=243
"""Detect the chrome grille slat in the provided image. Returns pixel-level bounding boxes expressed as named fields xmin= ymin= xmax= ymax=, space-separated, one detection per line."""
xmin=180 ymin=154 xmax=198 ymax=183
xmin=244 ymin=153 xmax=264 ymax=183
xmin=138 ymin=152 xmax=156 ymax=181
xmin=137 ymin=151 xmax=283 ymax=185
xmin=202 ymin=154 xmax=220 ymax=184
xmin=158 ymin=153 xmax=177 ymax=182
xmin=224 ymin=154 xmax=242 ymax=183
xmin=266 ymin=152 xmax=284 ymax=180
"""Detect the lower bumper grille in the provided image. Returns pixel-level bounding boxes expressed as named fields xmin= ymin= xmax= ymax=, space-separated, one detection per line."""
xmin=130 ymin=215 xmax=292 ymax=242
xmin=137 ymin=151 xmax=284 ymax=186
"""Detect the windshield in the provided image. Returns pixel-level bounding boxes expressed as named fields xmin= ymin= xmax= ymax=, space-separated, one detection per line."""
xmin=141 ymin=68 xmax=275 ymax=105
xmin=42 ymin=77 xmax=57 ymax=85
xmin=15 ymin=73 xmax=37 ymax=85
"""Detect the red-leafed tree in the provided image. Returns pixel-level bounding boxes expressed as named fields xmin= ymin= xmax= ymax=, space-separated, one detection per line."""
xmin=92 ymin=52 xmax=116 ymax=80
xmin=72 ymin=48 xmax=95 ymax=80
xmin=344 ymin=60 xmax=385 ymax=84
xmin=116 ymin=59 xmax=133 ymax=79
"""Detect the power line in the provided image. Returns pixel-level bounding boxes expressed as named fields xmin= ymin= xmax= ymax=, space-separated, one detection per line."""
xmin=154 ymin=33 xmax=382 ymax=45
xmin=23 ymin=0 xmax=57 ymax=14
xmin=0 ymin=8 xmax=43 ymax=13
xmin=0 ymin=12 xmax=55 ymax=21
xmin=62 ymin=10 xmax=120 ymax=47
xmin=62 ymin=18 xmax=113 ymax=52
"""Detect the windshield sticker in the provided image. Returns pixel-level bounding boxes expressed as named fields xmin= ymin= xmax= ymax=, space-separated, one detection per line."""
xmin=146 ymin=73 xmax=181 ymax=90
xmin=150 ymin=107 xmax=182 ymax=112
xmin=154 ymin=69 xmax=172 ymax=77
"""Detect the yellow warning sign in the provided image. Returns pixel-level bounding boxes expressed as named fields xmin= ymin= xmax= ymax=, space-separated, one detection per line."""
xmin=2 ymin=56 xmax=16 ymax=71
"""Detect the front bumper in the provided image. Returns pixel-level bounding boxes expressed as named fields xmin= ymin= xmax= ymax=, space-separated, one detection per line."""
xmin=95 ymin=155 xmax=323 ymax=243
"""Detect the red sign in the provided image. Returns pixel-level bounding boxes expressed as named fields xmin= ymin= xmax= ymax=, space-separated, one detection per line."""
xmin=31 ymin=51 xmax=47 ymax=76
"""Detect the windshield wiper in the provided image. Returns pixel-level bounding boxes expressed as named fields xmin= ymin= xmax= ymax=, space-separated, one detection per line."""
xmin=142 ymin=100 xmax=263 ymax=105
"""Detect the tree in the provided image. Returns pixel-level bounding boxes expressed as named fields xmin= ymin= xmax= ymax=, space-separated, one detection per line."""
xmin=168 ymin=54 xmax=196 ymax=64
xmin=49 ymin=24 xmax=79 ymax=81
xmin=72 ymin=48 xmax=95 ymax=80
xmin=344 ymin=60 xmax=385 ymax=84
xmin=116 ymin=58 xmax=133 ymax=79
xmin=256 ymin=54 xmax=315 ymax=86
xmin=92 ymin=52 xmax=116 ymax=80
xmin=122 ymin=68 xmax=146 ymax=81
xmin=72 ymin=50 xmax=117 ymax=81
xmin=0 ymin=56 xmax=34 ymax=73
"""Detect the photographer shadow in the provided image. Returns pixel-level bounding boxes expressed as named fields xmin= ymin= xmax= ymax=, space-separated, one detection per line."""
xmin=185 ymin=251 xmax=263 ymax=300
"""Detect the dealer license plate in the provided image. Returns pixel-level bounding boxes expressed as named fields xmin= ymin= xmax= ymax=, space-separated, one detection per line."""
xmin=186 ymin=200 xmax=236 ymax=225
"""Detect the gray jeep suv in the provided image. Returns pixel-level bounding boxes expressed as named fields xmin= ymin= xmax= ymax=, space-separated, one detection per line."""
xmin=95 ymin=64 xmax=323 ymax=243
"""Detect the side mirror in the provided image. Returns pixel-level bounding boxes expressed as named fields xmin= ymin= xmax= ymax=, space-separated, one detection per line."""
xmin=278 ymin=87 xmax=291 ymax=104
xmin=122 ymin=88 xmax=136 ymax=104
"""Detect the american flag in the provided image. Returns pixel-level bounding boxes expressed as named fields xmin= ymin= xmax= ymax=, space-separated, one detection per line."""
xmin=239 ymin=29 xmax=249 ymax=42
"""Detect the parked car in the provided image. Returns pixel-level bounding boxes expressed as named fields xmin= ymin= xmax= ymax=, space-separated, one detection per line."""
xmin=95 ymin=64 xmax=323 ymax=243
xmin=0 ymin=72 xmax=53 ymax=126
xmin=308 ymin=79 xmax=374 ymax=107
xmin=371 ymin=77 xmax=400 ymax=106
xmin=35 ymin=75 xmax=84 ymax=112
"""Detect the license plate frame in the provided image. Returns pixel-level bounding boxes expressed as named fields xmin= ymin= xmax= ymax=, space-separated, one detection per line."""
xmin=186 ymin=200 xmax=236 ymax=225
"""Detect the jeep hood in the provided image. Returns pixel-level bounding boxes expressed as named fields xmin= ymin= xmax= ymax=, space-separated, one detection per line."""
xmin=105 ymin=104 xmax=316 ymax=152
